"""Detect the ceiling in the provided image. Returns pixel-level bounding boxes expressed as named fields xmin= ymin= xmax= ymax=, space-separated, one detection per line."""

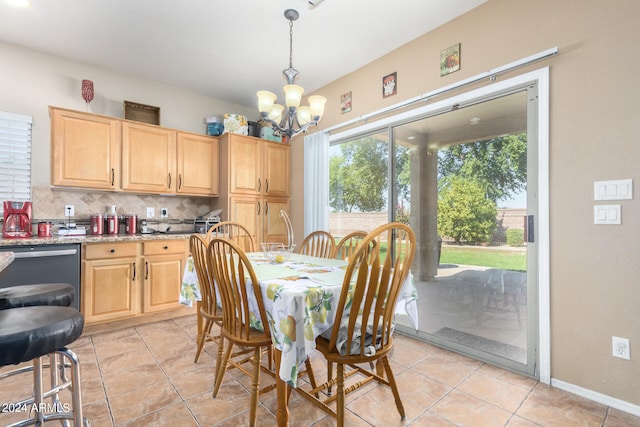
xmin=0 ymin=0 xmax=487 ymax=109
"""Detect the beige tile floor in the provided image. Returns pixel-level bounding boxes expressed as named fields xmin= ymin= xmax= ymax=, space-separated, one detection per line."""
xmin=1 ymin=314 xmax=639 ymax=427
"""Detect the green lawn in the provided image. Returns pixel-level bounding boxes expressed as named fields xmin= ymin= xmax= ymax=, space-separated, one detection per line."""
xmin=334 ymin=239 xmax=526 ymax=272
xmin=440 ymin=245 xmax=526 ymax=272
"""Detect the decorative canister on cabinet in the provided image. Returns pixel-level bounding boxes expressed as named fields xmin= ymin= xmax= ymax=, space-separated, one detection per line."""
xmin=223 ymin=114 xmax=248 ymax=135
xmin=247 ymin=121 xmax=260 ymax=137
xmin=206 ymin=116 xmax=224 ymax=136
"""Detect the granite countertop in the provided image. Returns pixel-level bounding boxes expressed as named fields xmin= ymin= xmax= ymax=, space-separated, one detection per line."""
xmin=0 ymin=250 xmax=15 ymax=271
xmin=0 ymin=232 xmax=194 ymax=247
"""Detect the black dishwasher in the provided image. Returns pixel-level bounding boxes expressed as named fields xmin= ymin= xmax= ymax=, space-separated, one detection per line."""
xmin=0 ymin=244 xmax=81 ymax=310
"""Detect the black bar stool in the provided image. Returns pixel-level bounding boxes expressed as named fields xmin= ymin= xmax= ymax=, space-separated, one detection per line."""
xmin=0 ymin=305 xmax=88 ymax=426
xmin=0 ymin=283 xmax=75 ymax=310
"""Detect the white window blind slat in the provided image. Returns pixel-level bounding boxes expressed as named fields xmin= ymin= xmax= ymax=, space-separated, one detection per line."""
xmin=0 ymin=111 xmax=32 ymax=214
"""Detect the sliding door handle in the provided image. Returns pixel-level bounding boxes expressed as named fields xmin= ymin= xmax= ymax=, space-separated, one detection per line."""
xmin=526 ymin=215 xmax=535 ymax=243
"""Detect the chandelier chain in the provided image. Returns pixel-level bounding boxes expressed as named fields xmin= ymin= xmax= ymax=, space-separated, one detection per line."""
xmin=289 ymin=19 xmax=294 ymax=69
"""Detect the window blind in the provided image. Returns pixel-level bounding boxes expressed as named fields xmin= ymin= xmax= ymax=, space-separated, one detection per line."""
xmin=0 ymin=111 xmax=32 ymax=214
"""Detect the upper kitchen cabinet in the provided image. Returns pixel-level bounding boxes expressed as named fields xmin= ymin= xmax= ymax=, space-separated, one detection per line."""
xmin=121 ymin=121 xmax=176 ymax=193
xmin=226 ymin=133 xmax=290 ymax=197
xmin=50 ymin=107 xmax=219 ymax=196
xmin=50 ymin=107 xmax=121 ymax=190
xmin=213 ymin=133 xmax=290 ymax=244
xmin=176 ymin=132 xmax=219 ymax=196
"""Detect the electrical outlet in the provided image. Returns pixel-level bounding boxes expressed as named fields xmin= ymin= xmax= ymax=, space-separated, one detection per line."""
xmin=64 ymin=205 xmax=74 ymax=217
xmin=612 ymin=336 xmax=630 ymax=360
xmin=146 ymin=207 xmax=155 ymax=218
xmin=161 ymin=208 xmax=169 ymax=218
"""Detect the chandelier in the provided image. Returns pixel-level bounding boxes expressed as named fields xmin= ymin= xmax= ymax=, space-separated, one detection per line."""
xmin=257 ymin=9 xmax=327 ymax=139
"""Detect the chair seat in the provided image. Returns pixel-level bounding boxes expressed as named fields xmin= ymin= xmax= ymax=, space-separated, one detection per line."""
xmin=315 ymin=334 xmax=393 ymax=364
xmin=0 ymin=283 xmax=75 ymax=310
xmin=0 ymin=306 xmax=84 ymax=366
xmin=221 ymin=326 xmax=273 ymax=348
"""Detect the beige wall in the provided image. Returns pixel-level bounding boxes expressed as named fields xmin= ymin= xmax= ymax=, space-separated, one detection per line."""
xmin=290 ymin=0 xmax=640 ymax=409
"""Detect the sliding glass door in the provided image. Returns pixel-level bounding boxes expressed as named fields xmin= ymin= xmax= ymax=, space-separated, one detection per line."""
xmin=327 ymin=83 xmax=540 ymax=377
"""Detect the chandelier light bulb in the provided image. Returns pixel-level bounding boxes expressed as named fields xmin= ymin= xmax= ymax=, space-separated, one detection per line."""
xmin=297 ymin=106 xmax=311 ymax=125
xmin=257 ymin=91 xmax=277 ymax=114
xmin=269 ymin=104 xmax=284 ymax=122
xmin=308 ymin=95 xmax=327 ymax=119
xmin=283 ymin=84 xmax=304 ymax=108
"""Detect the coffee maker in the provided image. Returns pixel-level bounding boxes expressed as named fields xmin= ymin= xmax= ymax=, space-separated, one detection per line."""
xmin=3 ymin=201 xmax=32 ymax=238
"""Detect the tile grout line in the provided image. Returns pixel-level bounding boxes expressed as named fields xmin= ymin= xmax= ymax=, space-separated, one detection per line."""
xmin=89 ymin=334 xmax=117 ymax=427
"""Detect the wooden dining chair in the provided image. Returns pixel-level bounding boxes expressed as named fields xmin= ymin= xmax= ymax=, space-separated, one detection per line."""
xmin=189 ymin=234 xmax=223 ymax=366
xmin=298 ymin=230 xmax=336 ymax=258
xmin=295 ymin=222 xmax=416 ymax=427
xmin=205 ymin=221 xmax=256 ymax=252
xmin=332 ymin=230 xmax=367 ymax=261
xmin=207 ymin=237 xmax=276 ymax=427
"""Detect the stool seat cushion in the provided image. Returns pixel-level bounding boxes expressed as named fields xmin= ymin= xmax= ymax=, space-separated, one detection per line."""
xmin=0 ymin=306 xmax=84 ymax=366
xmin=0 ymin=283 xmax=75 ymax=309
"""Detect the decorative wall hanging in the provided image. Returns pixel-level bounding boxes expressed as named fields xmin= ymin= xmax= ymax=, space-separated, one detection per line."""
xmin=440 ymin=43 xmax=461 ymax=76
xmin=123 ymin=100 xmax=160 ymax=125
xmin=382 ymin=72 xmax=397 ymax=98
xmin=81 ymin=79 xmax=94 ymax=111
xmin=340 ymin=91 xmax=352 ymax=114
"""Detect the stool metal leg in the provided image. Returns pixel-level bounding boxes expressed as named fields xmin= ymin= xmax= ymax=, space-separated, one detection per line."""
xmin=4 ymin=348 xmax=89 ymax=427
xmin=50 ymin=353 xmax=71 ymax=427
xmin=33 ymin=356 xmax=45 ymax=426
xmin=59 ymin=348 xmax=84 ymax=427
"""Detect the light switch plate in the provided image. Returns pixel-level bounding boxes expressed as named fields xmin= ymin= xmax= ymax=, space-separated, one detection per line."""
xmin=594 ymin=205 xmax=621 ymax=225
xmin=594 ymin=179 xmax=633 ymax=200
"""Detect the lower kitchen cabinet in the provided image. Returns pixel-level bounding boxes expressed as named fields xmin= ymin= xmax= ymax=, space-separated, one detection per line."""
xmin=81 ymin=239 xmax=188 ymax=325
xmin=142 ymin=240 xmax=188 ymax=313
xmin=82 ymin=242 xmax=138 ymax=324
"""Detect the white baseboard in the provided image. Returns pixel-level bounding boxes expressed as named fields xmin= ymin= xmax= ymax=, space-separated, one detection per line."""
xmin=551 ymin=378 xmax=640 ymax=417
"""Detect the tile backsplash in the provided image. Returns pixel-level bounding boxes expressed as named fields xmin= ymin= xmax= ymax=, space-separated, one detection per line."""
xmin=30 ymin=185 xmax=213 ymax=225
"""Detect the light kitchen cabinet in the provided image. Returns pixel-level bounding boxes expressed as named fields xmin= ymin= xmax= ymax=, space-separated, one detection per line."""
xmin=141 ymin=239 xmax=188 ymax=313
xmin=213 ymin=133 xmax=290 ymax=244
xmin=228 ymin=134 xmax=289 ymax=197
xmin=121 ymin=121 xmax=176 ymax=193
xmin=50 ymin=107 xmax=121 ymax=190
xmin=176 ymin=132 xmax=219 ymax=196
xmin=81 ymin=239 xmax=188 ymax=325
xmin=81 ymin=242 xmax=139 ymax=324
xmin=50 ymin=107 xmax=219 ymax=196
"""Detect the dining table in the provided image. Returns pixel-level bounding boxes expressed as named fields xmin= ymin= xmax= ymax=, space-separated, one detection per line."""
xmin=180 ymin=251 xmax=419 ymax=426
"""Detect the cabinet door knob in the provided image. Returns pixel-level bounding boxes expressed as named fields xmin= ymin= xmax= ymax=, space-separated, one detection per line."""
xmin=110 ymin=249 xmax=115 ymax=253
xmin=163 ymin=245 xmax=169 ymax=250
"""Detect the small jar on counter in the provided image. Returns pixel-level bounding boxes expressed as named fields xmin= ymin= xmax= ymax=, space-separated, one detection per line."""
xmin=37 ymin=221 xmax=52 ymax=237
xmin=90 ymin=214 xmax=104 ymax=235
